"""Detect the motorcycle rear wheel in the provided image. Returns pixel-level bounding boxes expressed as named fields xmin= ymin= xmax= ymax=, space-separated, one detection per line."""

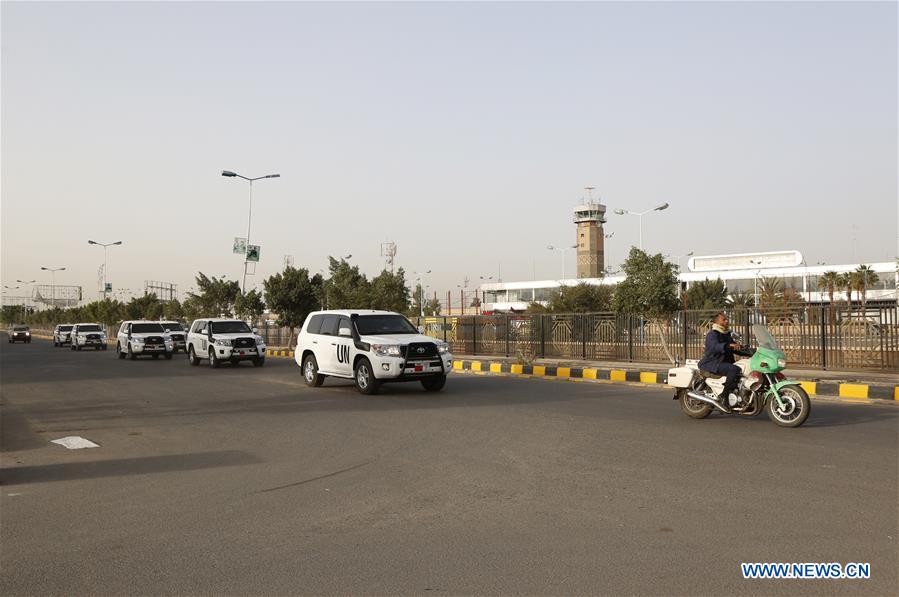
xmin=678 ymin=388 xmax=712 ymax=419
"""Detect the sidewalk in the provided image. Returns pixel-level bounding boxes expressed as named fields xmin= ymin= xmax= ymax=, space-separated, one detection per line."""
xmin=450 ymin=354 xmax=898 ymax=402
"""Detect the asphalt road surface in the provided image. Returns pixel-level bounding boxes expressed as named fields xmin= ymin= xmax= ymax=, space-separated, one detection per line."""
xmin=2 ymin=338 xmax=897 ymax=596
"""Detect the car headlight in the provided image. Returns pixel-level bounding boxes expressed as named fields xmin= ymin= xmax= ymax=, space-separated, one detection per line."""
xmin=25 ymin=332 xmax=30 ymax=336
xmin=777 ymin=358 xmax=786 ymax=368
xmin=371 ymin=344 xmax=402 ymax=357
xmin=436 ymin=341 xmax=449 ymax=355
xmin=255 ymin=335 xmax=265 ymax=346
xmin=214 ymin=338 xmax=232 ymax=347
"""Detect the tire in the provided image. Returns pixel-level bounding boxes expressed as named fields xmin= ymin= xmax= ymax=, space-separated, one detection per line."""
xmin=101 ymin=345 xmax=107 ymax=351
xmin=70 ymin=344 xmax=75 ymax=351
xmin=253 ymin=357 xmax=265 ymax=367
xmin=767 ymin=385 xmax=811 ymax=428
xmin=421 ymin=376 xmax=447 ymax=392
xmin=678 ymin=388 xmax=713 ymax=419
xmin=76 ymin=344 xmax=82 ymax=351
xmin=209 ymin=348 xmax=220 ymax=369
xmin=164 ymin=352 xmax=173 ymax=360
xmin=188 ymin=345 xmax=200 ymax=366
xmin=53 ymin=340 xmax=58 ymax=347
xmin=152 ymin=354 xmax=159 ymax=359
xmin=302 ymin=354 xmax=325 ymax=387
xmin=117 ymin=344 xmax=125 ymax=359
xmin=129 ymin=344 xmax=137 ymax=360
xmin=354 ymin=358 xmax=380 ymax=395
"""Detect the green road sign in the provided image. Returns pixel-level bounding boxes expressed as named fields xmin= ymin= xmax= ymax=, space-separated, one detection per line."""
xmin=233 ymin=237 xmax=247 ymax=254
xmin=104 ymin=283 xmax=112 ymax=292
xmin=246 ymin=244 xmax=260 ymax=262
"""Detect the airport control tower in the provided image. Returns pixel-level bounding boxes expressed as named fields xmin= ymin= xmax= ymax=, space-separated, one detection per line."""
xmin=574 ymin=187 xmax=607 ymax=278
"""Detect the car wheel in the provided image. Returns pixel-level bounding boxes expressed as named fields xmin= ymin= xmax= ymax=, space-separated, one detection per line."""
xmin=209 ymin=348 xmax=220 ymax=369
xmin=354 ymin=358 xmax=381 ymax=395
xmin=421 ymin=376 xmax=447 ymax=392
xmin=188 ymin=345 xmax=200 ymax=366
xmin=302 ymin=354 xmax=325 ymax=387
xmin=164 ymin=352 xmax=173 ymax=360
xmin=253 ymin=357 xmax=265 ymax=367
xmin=129 ymin=344 xmax=137 ymax=360
xmin=76 ymin=344 xmax=82 ymax=351
xmin=152 ymin=354 xmax=159 ymax=359
xmin=101 ymin=345 xmax=107 ymax=351
xmin=117 ymin=344 xmax=125 ymax=359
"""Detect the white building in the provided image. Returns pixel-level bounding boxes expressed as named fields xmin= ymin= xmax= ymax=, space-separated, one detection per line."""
xmin=479 ymin=250 xmax=897 ymax=312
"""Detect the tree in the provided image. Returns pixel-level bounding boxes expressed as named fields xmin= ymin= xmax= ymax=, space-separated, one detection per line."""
xmin=124 ymin=293 xmax=161 ymax=320
xmin=528 ymin=282 xmax=613 ymax=313
xmin=369 ymin=267 xmax=410 ymax=312
xmin=162 ymin=298 xmax=185 ymax=322
xmin=837 ymin=273 xmax=852 ymax=305
xmin=683 ymin=278 xmax=728 ymax=310
xmin=188 ymin=273 xmax=241 ymax=317
xmin=235 ymin=289 xmax=265 ymax=324
xmin=1 ymin=305 xmax=27 ymax=324
xmin=263 ymin=266 xmax=323 ymax=345
xmin=727 ymin=291 xmax=755 ymax=308
xmin=612 ymin=247 xmax=680 ymax=362
xmin=323 ymin=257 xmax=370 ymax=309
xmin=819 ymin=271 xmax=839 ymax=306
xmin=854 ymin=265 xmax=879 ymax=309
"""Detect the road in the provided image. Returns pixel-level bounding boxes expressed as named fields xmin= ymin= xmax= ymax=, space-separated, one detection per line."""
xmin=2 ymin=338 xmax=897 ymax=596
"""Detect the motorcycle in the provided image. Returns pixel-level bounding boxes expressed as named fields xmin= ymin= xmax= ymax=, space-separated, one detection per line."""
xmin=667 ymin=324 xmax=810 ymax=428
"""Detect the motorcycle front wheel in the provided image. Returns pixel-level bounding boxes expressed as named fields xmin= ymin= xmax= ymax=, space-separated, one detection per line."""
xmin=767 ymin=385 xmax=810 ymax=428
xmin=678 ymin=388 xmax=712 ymax=419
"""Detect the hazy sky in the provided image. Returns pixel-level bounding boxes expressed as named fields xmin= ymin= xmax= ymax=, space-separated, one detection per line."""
xmin=2 ymin=1 xmax=896 ymax=302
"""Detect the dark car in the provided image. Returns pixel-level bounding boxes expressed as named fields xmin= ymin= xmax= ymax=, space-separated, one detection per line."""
xmin=8 ymin=325 xmax=31 ymax=343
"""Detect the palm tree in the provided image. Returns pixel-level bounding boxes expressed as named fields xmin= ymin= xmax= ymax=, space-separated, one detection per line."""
xmin=819 ymin=271 xmax=839 ymax=305
xmin=837 ymin=272 xmax=852 ymax=305
xmin=855 ymin=265 xmax=879 ymax=308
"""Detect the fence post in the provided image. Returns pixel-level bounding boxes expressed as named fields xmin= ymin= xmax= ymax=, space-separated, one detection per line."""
xmin=582 ymin=314 xmax=587 ymax=360
xmin=505 ymin=314 xmax=510 ymax=357
xmin=443 ymin=316 xmax=447 ymax=343
xmin=820 ymin=305 xmax=827 ymax=370
xmin=472 ymin=317 xmax=477 ymax=356
xmin=540 ymin=315 xmax=546 ymax=358
xmin=628 ymin=315 xmax=634 ymax=362
xmin=682 ymin=309 xmax=688 ymax=362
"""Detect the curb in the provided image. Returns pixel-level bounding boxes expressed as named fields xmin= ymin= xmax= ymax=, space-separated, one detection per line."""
xmin=451 ymin=360 xmax=899 ymax=403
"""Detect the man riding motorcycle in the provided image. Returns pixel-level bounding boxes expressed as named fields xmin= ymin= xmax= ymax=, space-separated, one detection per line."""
xmin=697 ymin=312 xmax=742 ymax=408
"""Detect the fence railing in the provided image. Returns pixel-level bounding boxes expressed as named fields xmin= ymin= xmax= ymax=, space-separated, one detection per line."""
xmin=411 ymin=305 xmax=899 ymax=371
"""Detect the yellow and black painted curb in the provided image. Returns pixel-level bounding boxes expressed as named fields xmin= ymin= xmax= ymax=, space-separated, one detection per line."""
xmin=451 ymin=359 xmax=899 ymax=403
xmin=266 ymin=349 xmax=295 ymax=359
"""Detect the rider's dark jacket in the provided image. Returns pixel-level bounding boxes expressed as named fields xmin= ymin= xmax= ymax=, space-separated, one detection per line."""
xmin=698 ymin=328 xmax=736 ymax=372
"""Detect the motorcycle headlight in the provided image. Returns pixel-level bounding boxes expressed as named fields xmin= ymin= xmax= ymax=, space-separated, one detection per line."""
xmin=214 ymin=338 xmax=232 ymax=347
xmin=436 ymin=341 xmax=449 ymax=355
xmin=777 ymin=358 xmax=786 ymax=368
xmin=371 ymin=344 xmax=402 ymax=357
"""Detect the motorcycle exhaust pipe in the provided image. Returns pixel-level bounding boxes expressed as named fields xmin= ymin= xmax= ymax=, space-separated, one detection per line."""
xmin=687 ymin=391 xmax=730 ymax=413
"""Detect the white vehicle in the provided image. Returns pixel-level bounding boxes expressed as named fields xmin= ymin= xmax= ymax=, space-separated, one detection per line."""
xmin=53 ymin=324 xmax=74 ymax=347
xmin=70 ymin=323 xmax=107 ymax=351
xmin=186 ymin=318 xmax=266 ymax=368
xmin=159 ymin=321 xmax=187 ymax=353
xmin=116 ymin=320 xmax=174 ymax=360
xmin=294 ymin=310 xmax=453 ymax=395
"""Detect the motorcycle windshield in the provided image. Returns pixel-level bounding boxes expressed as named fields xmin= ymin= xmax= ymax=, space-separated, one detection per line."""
xmin=752 ymin=325 xmax=781 ymax=351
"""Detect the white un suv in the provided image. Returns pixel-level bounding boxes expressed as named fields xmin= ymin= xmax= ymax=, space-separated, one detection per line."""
xmin=294 ymin=310 xmax=452 ymax=395
xmin=186 ymin=318 xmax=266 ymax=368
xmin=117 ymin=320 xmax=174 ymax=360
xmin=71 ymin=323 xmax=108 ymax=351
xmin=53 ymin=324 xmax=73 ymax=347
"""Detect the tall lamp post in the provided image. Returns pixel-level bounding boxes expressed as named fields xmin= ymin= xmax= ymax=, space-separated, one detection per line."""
xmin=547 ymin=244 xmax=577 ymax=281
xmin=222 ymin=170 xmax=281 ymax=293
xmin=40 ymin=267 xmax=66 ymax=308
xmin=88 ymin=240 xmax=122 ymax=299
xmin=613 ymin=202 xmax=669 ymax=250
xmin=414 ymin=270 xmax=432 ymax=316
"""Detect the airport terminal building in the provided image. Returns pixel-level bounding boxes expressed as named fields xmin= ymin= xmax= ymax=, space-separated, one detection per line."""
xmin=479 ymin=250 xmax=897 ymax=313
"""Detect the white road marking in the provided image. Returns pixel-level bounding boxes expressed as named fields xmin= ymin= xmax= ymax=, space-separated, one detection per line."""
xmin=50 ymin=436 xmax=100 ymax=449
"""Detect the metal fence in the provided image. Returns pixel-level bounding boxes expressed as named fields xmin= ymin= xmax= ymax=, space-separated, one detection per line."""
xmin=411 ymin=305 xmax=899 ymax=371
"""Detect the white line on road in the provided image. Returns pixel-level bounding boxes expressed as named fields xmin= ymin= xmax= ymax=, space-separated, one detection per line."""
xmin=51 ymin=436 xmax=100 ymax=449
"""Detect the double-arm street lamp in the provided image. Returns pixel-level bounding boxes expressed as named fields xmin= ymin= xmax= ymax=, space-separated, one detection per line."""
xmin=413 ymin=270 xmax=432 ymax=316
xmin=88 ymin=240 xmax=123 ymax=299
xmin=40 ymin=266 xmax=66 ymax=307
xmin=222 ymin=170 xmax=281 ymax=293
xmin=613 ymin=203 xmax=669 ymax=250
xmin=547 ymin=244 xmax=577 ymax=280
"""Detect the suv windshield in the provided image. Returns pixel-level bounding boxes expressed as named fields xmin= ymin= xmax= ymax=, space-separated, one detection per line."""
xmin=58 ymin=325 xmax=73 ymax=331
xmin=79 ymin=325 xmax=102 ymax=332
xmin=210 ymin=321 xmax=251 ymax=334
xmin=161 ymin=323 xmax=184 ymax=332
xmin=13 ymin=326 xmax=29 ymax=331
xmin=355 ymin=315 xmax=418 ymax=335
xmin=132 ymin=323 xmax=165 ymax=334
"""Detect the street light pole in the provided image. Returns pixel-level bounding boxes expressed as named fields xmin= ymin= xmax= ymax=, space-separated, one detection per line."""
xmin=414 ymin=270 xmax=432 ymax=316
xmin=40 ymin=266 xmax=66 ymax=308
xmin=613 ymin=203 xmax=669 ymax=251
xmin=222 ymin=170 xmax=281 ymax=294
xmin=547 ymin=244 xmax=577 ymax=280
xmin=88 ymin=240 xmax=122 ymax=299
